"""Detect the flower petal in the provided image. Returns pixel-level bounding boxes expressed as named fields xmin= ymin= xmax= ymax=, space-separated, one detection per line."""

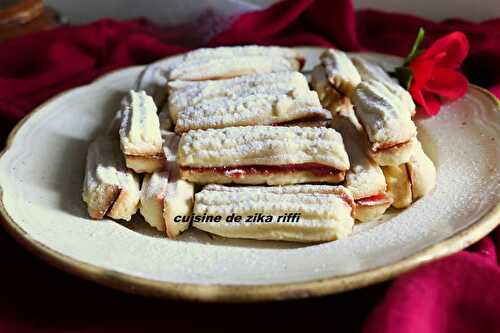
xmin=424 ymin=67 xmax=469 ymax=100
xmin=409 ymin=83 xmax=425 ymax=106
xmin=416 ymin=31 xmax=469 ymax=69
xmin=409 ymin=83 xmax=442 ymax=116
xmin=409 ymin=57 xmax=435 ymax=87
xmin=421 ymin=92 xmax=442 ymax=116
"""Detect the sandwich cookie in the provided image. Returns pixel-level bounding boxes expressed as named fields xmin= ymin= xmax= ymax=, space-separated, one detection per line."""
xmin=192 ymin=184 xmax=355 ymax=243
xmin=177 ymin=126 xmax=350 ymax=185
xmin=82 ymin=136 xmax=141 ymax=221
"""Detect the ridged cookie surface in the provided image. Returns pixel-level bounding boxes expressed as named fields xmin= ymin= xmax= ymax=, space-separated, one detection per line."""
xmin=119 ymin=90 xmax=162 ymax=156
xmin=168 ymin=46 xmax=303 ymax=81
xmin=169 ymin=72 xmax=327 ymax=133
xmin=177 ymin=126 xmax=349 ymax=170
xmin=192 ymin=184 xmax=354 ymax=242
xmin=352 ymin=80 xmax=417 ymax=152
xmin=181 ymin=45 xmax=303 ymax=61
xmin=350 ymin=56 xmax=415 ymax=117
xmin=331 ymin=116 xmax=386 ymax=200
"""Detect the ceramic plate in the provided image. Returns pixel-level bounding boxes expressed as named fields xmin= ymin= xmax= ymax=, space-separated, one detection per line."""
xmin=0 ymin=48 xmax=499 ymax=302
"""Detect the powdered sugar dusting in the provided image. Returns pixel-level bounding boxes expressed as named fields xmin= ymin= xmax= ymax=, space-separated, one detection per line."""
xmin=0 ymin=50 xmax=498 ymax=288
xmin=177 ymin=126 xmax=349 ymax=170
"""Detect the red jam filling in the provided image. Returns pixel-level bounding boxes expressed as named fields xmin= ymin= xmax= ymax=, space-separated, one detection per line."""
xmin=181 ymin=163 xmax=341 ymax=177
xmin=356 ymin=194 xmax=388 ymax=205
xmin=359 ymin=121 xmax=412 ymax=153
xmin=372 ymin=140 xmax=411 ymax=152
xmin=273 ymin=115 xmax=327 ymax=126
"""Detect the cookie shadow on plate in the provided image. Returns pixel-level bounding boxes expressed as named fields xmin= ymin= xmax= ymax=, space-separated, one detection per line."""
xmin=52 ymin=90 xmax=127 ymax=219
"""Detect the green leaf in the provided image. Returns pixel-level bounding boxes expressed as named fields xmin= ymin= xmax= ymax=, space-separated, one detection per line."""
xmin=389 ymin=27 xmax=424 ymax=90
xmin=394 ymin=66 xmax=413 ymax=89
xmin=404 ymin=27 xmax=426 ymax=65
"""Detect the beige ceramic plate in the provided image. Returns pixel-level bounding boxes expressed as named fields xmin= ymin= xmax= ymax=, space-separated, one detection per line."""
xmin=0 ymin=48 xmax=499 ymax=302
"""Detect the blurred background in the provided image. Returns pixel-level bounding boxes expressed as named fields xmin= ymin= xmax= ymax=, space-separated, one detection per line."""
xmin=45 ymin=0 xmax=500 ymax=24
xmin=1 ymin=0 xmax=499 ymax=41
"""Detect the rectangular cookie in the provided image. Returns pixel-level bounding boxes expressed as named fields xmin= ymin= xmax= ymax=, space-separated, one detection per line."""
xmin=177 ymin=126 xmax=350 ymax=185
xmin=310 ymin=64 xmax=349 ymax=113
xmin=119 ymin=90 xmax=164 ymax=173
xmin=182 ymin=45 xmax=304 ymax=61
xmin=139 ymin=169 xmax=194 ymax=238
xmin=382 ymin=164 xmax=413 ymax=209
xmin=382 ymin=139 xmax=437 ymax=208
xmin=168 ymin=72 xmax=328 ymax=133
xmin=123 ymin=112 xmax=177 ymax=174
xmin=350 ymin=55 xmax=416 ymax=117
xmin=82 ymin=136 xmax=140 ymax=221
xmin=331 ymin=115 xmax=392 ymax=222
xmin=168 ymin=45 xmax=304 ymax=81
xmin=351 ymin=80 xmax=417 ymax=166
xmin=407 ymin=140 xmax=437 ymax=200
xmin=319 ymin=49 xmax=361 ymax=97
xmin=192 ymin=184 xmax=355 ymax=243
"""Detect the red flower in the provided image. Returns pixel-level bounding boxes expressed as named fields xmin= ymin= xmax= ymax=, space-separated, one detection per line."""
xmin=407 ymin=31 xmax=470 ymax=116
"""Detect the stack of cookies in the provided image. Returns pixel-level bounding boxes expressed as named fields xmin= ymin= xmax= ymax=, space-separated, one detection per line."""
xmin=311 ymin=50 xmax=436 ymax=221
xmin=82 ymin=46 xmax=436 ymax=243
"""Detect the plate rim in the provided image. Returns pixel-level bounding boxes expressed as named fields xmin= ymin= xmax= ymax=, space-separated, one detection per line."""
xmin=0 ymin=52 xmax=499 ymax=302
